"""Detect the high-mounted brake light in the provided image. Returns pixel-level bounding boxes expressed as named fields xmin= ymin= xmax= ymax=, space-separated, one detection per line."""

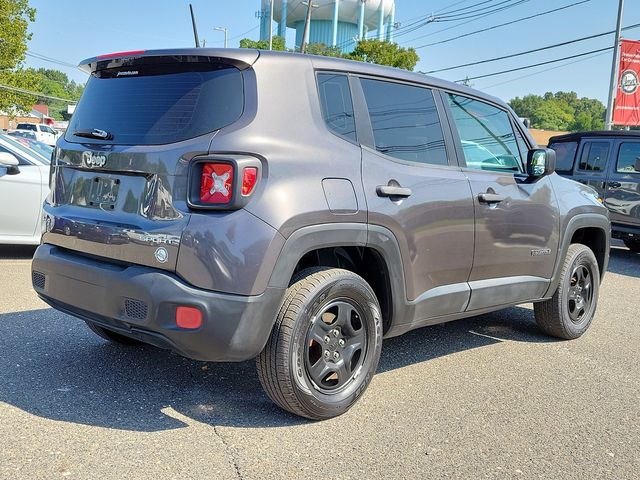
xmin=97 ymin=50 xmax=146 ymax=60
xmin=242 ymin=167 xmax=258 ymax=196
xmin=200 ymin=163 xmax=234 ymax=204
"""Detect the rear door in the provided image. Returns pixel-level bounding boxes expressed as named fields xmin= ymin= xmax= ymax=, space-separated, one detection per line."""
xmin=0 ymin=144 xmax=43 ymax=239
xmin=604 ymin=140 xmax=640 ymax=228
xmin=443 ymin=92 xmax=560 ymax=311
xmin=354 ymin=76 xmax=475 ymax=320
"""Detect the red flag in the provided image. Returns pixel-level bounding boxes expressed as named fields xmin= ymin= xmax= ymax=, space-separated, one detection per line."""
xmin=613 ymin=39 xmax=640 ymax=126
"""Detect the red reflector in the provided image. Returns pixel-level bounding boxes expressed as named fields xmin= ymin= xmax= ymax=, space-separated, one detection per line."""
xmin=97 ymin=50 xmax=146 ymax=59
xmin=200 ymin=163 xmax=233 ymax=204
xmin=176 ymin=306 xmax=203 ymax=329
xmin=242 ymin=167 xmax=258 ymax=196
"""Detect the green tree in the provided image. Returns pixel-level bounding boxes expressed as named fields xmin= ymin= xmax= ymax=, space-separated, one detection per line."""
xmin=305 ymin=42 xmax=343 ymax=58
xmin=0 ymin=0 xmax=38 ymax=113
xmin=509 ymin=91 xmax=606 ymax=132
xmin=347 ymin=39 xmax=419 ymax=71
xmin=239 ymin=35 xmax=287 ymax=51
xmin=26 ymin=68 xmax=84 ymax=120
xmin=239 ymin=36 xmax=420 ymax=71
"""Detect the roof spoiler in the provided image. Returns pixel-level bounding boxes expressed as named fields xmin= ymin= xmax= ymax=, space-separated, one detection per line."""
xmin=78 ymin=48 xmax=260 ymax=74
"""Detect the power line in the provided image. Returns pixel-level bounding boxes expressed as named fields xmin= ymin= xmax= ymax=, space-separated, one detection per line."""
xmin=454 ymin=46 xmax=613 ymax=83
xmin=413 ymin=0 xmax=590 ymax=49
xmin=26 ymin=51 xmax=77 ymax=69
xmin=435 ymin=0 xmax=528 ymax=22
xmin=426 ymin=22 xmax=640 ymax=74
xmin=393 ymin=0 xmax=528 ymax=41
xmin=478 ymin=50 xmax=611 ymax=90
xmin=0 ymin=84 xmax=78 ymax=103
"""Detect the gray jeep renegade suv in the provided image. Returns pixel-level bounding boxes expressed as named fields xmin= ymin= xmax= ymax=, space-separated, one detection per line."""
xmin=32 ymin=48 xmax=610 ymax=419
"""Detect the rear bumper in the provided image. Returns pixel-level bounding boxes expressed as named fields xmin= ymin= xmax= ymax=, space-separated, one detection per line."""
xmin=31 ymin=244 xmax=284 ymax=361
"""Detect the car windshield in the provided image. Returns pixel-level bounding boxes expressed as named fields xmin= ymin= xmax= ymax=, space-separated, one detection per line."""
xmin=13 ymin=137 xmax=54 ymax=160
xmin=0 ymin=134 xmax=50 ymax=164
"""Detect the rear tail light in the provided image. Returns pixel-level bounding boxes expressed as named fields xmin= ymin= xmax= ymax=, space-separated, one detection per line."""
xmin=242 ymin=167 xmax=258 ymax=196
xmin=188 ymin=156 xmax=261 ymax=210
xmin=200 ymin=163 xmax=234 ymax=204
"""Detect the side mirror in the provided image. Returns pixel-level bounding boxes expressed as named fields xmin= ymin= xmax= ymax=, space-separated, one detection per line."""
xmin=0 ymin=151 xmax=20 ymax=175
xmin=527 ymin=148 xmax=556 ymax=178
xmin=634 ymin=158 xmax=640 ymax=172
xmin=0 ymin=151 xmax=19 ymax=166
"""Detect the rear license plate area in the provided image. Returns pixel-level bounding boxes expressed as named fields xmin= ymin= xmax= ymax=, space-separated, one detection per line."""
xmin=89 ymin=176 xmax=120 ymax=209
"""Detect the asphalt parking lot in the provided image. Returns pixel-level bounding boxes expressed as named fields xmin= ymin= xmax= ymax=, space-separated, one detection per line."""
xmin=0 ymin=244 xmax=638 ymax=480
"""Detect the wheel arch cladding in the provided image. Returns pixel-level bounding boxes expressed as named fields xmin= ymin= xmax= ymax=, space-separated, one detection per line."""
xmin=544 ymin=213 xmax=610 ymax=297
xmin=266 ymin=223 xmax=407 ymax=335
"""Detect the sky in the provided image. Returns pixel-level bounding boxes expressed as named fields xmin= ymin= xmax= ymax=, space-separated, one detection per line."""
xmin=24 ymin=0 xmax=640 ymax=104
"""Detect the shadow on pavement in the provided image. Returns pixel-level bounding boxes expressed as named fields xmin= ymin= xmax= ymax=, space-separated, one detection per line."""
xmin=0 ymin=305 xmax=553 ymax=431
xmin=0 ymin=245 xmax=37 ymax=260
xmin=607 ymin=246 xmax=640 ymax=278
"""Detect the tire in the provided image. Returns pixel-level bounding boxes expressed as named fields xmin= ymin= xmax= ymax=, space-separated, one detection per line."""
xmin=534 ymin=244 xmax=600 ymax=340
xmin=256 ymin=267 xmax=383 ymax=420
xmin=623 ymin=237 xmax=640 ymax=253
xmin=85 ymin=321 xmax=143 ymax=346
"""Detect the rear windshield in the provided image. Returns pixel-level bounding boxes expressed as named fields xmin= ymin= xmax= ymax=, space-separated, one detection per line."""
xmin=66 ymin=62 xmax=244 ymax=145
xmin=548 ymin=141 xmax=578 ymax=172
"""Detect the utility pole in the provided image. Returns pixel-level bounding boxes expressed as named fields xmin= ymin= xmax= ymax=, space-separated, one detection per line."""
xmin=605 ymin=0 xmax=625 ymax=130
xmin=214 ymin=27 xmax=228 ymax=48
xmin=300 ymin=1 xmax=314 ymax=53
xmin=268 ymin=0 xmax=275 ymax=50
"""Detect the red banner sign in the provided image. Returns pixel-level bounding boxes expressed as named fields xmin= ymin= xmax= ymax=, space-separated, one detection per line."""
xmin=613 ymin=39 xmax=640 ymax=126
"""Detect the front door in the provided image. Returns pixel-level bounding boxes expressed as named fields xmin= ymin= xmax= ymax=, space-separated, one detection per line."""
xmin=354 ymin=77 xmax=475 ymax=322
xmin=444 ymin=93 xmax=560 ymax=311
xmin=604 ymin=140 xmax=640 ymax=228
xmin=0 ymin=148 xmax=43 ymax=239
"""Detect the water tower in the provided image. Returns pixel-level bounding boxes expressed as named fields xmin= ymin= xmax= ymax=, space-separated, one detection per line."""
xmin=259 ymin=0 xmax=396 ymax=53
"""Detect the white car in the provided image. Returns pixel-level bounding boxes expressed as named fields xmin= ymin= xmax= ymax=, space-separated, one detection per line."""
xmin=0 ymin=134 xmax=51 ymax=245
xmin=15 ymin=123 xmax=59 ymax=146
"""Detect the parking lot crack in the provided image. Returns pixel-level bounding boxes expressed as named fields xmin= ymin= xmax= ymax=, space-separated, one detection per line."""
xmin=213 ymin=425 xmax=243 ymax=480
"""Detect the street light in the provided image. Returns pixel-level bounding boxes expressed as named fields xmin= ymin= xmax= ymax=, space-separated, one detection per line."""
xmin=214 ymin=27 xmax=228 ymax=48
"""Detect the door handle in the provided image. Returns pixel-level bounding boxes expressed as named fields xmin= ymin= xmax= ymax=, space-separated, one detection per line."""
xmin=608 ymin=181 xmax=622 ymax=189
xmin=376 ymin=185 xmax=412 ymax=198
xmin=478 ymin=193 xmax=506 ymax=203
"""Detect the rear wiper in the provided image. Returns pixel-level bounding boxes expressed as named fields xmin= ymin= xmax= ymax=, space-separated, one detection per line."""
xmin=73 ymin=128 xmax=113 ymax=140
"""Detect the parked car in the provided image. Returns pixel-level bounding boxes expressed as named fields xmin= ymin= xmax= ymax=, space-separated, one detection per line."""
xmin=15 ymin=122 xmax=59 ymax=146
xmin=0 ymin=134 xmax=50 ymax=245
xmin=31 ymin=49 xmax=610 ymax=419
xmin=548 ymin=131 xmax=640 ymax=252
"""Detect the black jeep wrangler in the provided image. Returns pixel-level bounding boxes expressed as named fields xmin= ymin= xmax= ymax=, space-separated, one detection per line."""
xmin=549 ymin=130 xmax=640 ymax=252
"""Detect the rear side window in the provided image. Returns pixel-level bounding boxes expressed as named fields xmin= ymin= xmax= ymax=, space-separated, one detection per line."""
xmin=317 ymin=73 xmax=356 ymax=142
xmin=578 ymin=142 xmax=609 ymax=172
xmin=360 ymin=78 xmax=448 ymax=166
xmin=66 ymin=63 xmax=244 ymax=145
xmin=447 ymin=94 xmax=523 ymax=173
xmin=617 ymin=143 xmax=640 ymax=173
xmin=549 ymin=141 xmax=578 ymax=172
xmin=18 ymin=123 xmax=37 ymax=131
